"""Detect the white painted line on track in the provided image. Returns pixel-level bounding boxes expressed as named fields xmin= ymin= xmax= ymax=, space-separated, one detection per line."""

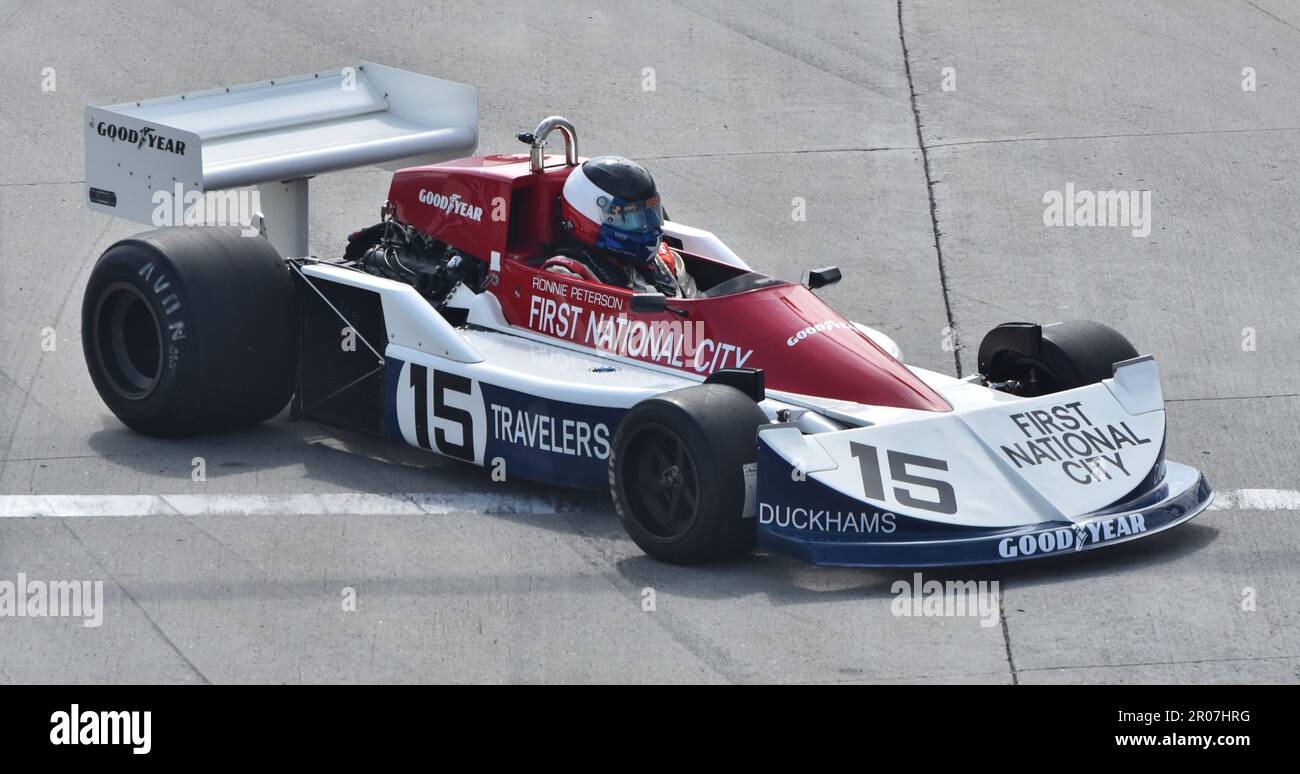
xmin=0 ymin=489 xmax=1292 ymax=518
xmin=1206 ymin=489 xmax=1300 ymax=511
xmin=0 ymin=492 xmax=568 ymax=518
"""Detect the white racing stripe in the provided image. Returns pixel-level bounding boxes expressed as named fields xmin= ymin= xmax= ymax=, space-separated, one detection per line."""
xmin=0 ymin=489 xmax=1292 ymax=519
xmin=0 ymin=492 xmax=567 ymax=518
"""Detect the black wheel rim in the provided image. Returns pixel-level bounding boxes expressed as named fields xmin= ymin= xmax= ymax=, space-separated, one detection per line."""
xmin=621 ymin=423 xmax=701 ymax=540
xmin=93 ymin=282 xmax=164 ymax=400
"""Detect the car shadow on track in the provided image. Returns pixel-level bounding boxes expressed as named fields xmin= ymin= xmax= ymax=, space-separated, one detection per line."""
xmin=601 ymin=523 xmax=1221 ymax=606
xmin=84 ymin=417 xmax=599 ymax=506
xmin=83 ymin=416 xmax=1221 ymax=604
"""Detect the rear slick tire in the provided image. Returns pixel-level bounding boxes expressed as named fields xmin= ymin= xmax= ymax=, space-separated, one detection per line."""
xmin=81 ymin=227 xmax=296 ymax=437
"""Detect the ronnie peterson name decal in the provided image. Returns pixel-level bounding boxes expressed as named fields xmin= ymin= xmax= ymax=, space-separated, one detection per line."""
xmin=526 ymin=275 xmax=754 ymax=374
xmin=999 ymin=401 xmax=1152 ymax=485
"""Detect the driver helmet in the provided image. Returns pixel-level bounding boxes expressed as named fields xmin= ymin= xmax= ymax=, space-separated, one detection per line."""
xmin=560 ymin=156 xmax=664 ymax=265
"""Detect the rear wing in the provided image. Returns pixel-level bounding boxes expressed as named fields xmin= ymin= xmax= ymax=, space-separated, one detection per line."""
xmin=84 ymin=62 xmax=477 ymax=256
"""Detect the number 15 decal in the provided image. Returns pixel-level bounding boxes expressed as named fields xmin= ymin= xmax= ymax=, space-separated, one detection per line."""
xmin=409 ymin=363 xmax=476 ymax=461
xmin=850 ymin=442 xmax=957 ymax=515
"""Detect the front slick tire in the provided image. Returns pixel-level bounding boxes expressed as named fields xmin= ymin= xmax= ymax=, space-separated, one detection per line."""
xmin=81 ymin=227 xmax=295 ymax=437
xmin=978 ymin=320 xmax=1139 ymax=397
xmin=610 ymin=384 xmax=767 ymax=565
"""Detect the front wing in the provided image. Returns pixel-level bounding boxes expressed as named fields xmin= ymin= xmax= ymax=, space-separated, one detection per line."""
xmin=754 ymin=359 xmax=1214 ymax=566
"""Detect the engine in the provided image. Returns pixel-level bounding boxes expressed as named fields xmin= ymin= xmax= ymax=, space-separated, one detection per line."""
xmin=346 ymin=219 xmax=484 ymax=307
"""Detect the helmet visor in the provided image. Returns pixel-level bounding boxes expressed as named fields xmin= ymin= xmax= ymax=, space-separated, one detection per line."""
xmin=598 ymin=195 xmax=664 ymax=232
xmin=594 ymin=195 xmax=664 ymax=263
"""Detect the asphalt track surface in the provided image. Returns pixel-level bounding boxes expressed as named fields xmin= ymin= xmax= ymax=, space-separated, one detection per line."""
xmin=1 ymin=1 xmax=1297 ymax=683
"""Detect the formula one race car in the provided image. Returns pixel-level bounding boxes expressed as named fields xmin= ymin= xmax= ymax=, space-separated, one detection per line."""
xmin=79 ymin=64 xmax=1212 ymax=567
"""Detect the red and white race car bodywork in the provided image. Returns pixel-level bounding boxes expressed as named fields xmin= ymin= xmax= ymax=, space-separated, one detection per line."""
xmin=80 ymin=67 xmax=1212 ymax=567
xmin=295 ymin=133 xmax=1208 ymax=566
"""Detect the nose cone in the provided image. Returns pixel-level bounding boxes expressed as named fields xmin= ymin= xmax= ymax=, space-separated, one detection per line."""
xmin=710 ymin=284 xmax=950 ymax=412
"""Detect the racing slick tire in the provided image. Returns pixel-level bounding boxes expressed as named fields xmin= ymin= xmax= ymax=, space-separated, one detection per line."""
xmin=978 ymin=320 xmax=1139 ymax=397
xmin=81 ymin=227 xmax=296 ymax=437
xmin=610 ymin=384 xmax=767 ymax=564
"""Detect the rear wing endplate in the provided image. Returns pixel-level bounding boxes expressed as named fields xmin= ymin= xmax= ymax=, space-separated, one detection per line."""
xmin=84 ymin=62 xmax=477 ymax=256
